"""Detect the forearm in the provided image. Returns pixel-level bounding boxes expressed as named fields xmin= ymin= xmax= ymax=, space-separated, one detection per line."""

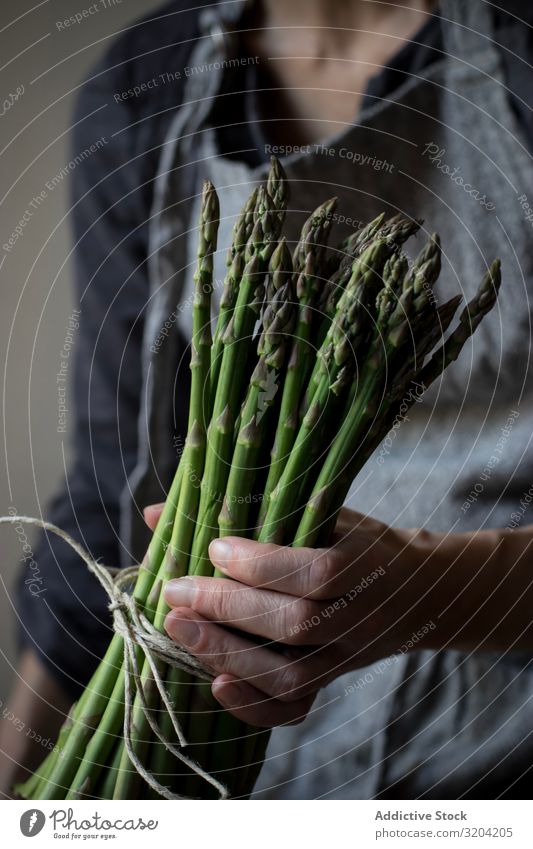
xmin=0 ymin=650 xmax=71 ymax=797
xmin=409 ymin=523 xmax=533 ymax=653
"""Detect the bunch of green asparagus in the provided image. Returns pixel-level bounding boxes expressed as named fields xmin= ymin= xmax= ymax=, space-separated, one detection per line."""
xmin=19 ymin=159 xmax=501 ymax=800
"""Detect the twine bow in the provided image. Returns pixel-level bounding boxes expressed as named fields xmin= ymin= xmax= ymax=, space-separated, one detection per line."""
xmin=0 ymin=515 xmax=229 ymax=800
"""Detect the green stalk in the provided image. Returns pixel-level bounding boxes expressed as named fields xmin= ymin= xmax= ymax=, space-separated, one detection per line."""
xmin=189 ymin=191 xmax=283 ymax=575
xmin=257 ymin=239 xmax=390 ymax=543
xmin=294 ymin=262 xmax=501 ymax=548
xmin=66 ymin=662 xmax=127 ymax=799
xmin=204 ymin=241 xmax=297 ymax=788
xmin=179 ymin=193 xmax=283 ymax=794
xmin=209 ymin=159 xmax=288 ymax=410
xmin=20 ymin=420 xmax=186 ymax=799
xmin=112 ymin=181 xmax=220 ymax=799
xmin=418 ymin=260 xmax=501 ymax=386
xmin=255 ymin=199 xmax=337 ymax=531
xmin=64 ymin=469 xmax=187 ymax=798
xmin=403 ymin=232 xmax=441 ymax=294
xmin=33 ymin=634 xmax=125 ymax=799
xmin=302 ymin=236 xmax=393 ymax=420
xmin=218 ymin=239 xmax=295 ymax=541
xmin=210 ymin=188 xmax=258 ymax=408
xmin=266 ymin=155 xmax=289 ymax=225
xmin=318 ymin=213 xmax=385 ymax=320
xmin=20 ymin=172 xmax=503 ymax=802
xmin=58 ymin=470 xmax=183 ymax=800
xmin=315 ymin=293 xmax=464 ymax=546
xmin=318 ymin=214 xmax=420 ymax=326
xmin=293 ymin=291 xmax=416 ymax=547
xmin=15 ymin=703 xmax=76 ymax=798
xmin=133 ymin=464 xmax=184 ymax=613
xmin=96 ymin=735 xmax=127 ymax=799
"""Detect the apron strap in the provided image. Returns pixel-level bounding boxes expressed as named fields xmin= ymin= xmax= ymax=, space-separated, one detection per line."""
xmin=439 ymin=0 xmax=499 ymax=73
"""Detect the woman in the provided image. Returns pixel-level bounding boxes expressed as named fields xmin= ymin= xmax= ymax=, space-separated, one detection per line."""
xmin=2 ymin=0 xmax=533 ymax=799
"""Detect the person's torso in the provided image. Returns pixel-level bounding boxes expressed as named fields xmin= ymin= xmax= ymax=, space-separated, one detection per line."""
xmin=126 ymin=0 xmax=533 ymax=799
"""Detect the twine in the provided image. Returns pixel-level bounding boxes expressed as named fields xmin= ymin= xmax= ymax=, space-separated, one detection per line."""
xmin=0 ymin=515 xmax=229 ymax=800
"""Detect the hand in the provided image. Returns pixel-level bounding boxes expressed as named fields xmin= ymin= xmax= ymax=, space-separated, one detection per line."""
xmin=144 ymin=505 xmax=438 ymax=727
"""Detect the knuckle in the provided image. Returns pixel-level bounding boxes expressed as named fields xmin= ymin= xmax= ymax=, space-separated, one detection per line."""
xmin=191 ymin=624 xmax=211 ymax=656
xmin=209 ymin=585 xmax=234 ymax=623
xmin=275 ymin=662 xmax=309 ymax=702
xmin=203 ymin=636 xmax=234 ymax=673
xmin=309 ymin=550 xmax=341 ymax=598
xmin=282 ymin=599 xmax=321 ymax=644
xmin=243 ymin=543 xmax=277 ymax=584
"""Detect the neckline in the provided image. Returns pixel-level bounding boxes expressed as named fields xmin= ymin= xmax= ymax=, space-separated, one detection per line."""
xmin=242 ymin=9 xmax=442 ymax=162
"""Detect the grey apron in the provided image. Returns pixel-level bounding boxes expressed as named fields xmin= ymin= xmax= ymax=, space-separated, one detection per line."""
xmin=124 ymin=0 xmax=533 ymax=798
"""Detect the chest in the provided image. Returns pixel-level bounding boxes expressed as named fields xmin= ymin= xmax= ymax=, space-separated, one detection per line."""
xmin=180 ymin=70 xmax=533 ymax=408
xmin=247 ymin=12 xmax=435 ymax=146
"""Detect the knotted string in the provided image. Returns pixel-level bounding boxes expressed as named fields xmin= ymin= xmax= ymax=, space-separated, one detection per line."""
xmin=0 ymin=515 xmax=229 ymax=800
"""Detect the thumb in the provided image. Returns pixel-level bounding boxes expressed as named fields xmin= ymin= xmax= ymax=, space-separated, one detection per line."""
xmin=143 ymin=503 xmax=165 ymax=531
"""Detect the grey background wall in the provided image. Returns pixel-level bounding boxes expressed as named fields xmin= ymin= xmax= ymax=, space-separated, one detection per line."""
xmin=0 ymin=0 xmax=163 ymax=702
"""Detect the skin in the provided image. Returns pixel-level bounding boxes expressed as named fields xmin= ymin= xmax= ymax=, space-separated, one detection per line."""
xmin=246 ymin=0 xmax=437 ymax=145
xmin=159 ymin=506 xmax=533 ymax=727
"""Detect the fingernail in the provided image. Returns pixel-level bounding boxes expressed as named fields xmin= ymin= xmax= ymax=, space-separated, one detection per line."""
xmin=166 ymin=614 xmax=200 ymax=648
xmin=164 ymin=576 xmax=196 ymax=607
xmin=210 ymin=538 xmax=233 ymax=570
xmin=144 ymin=502 xmax=164 ymax=517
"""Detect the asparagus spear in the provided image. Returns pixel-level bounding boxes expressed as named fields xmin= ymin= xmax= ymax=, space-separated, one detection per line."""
xmin=301 ymin=236 xmax=391 ymax=421
xmin=257 ymin=241 xmax=389 ymax=544
xmin=255 ymin=198 xmax=337 ymax=531
xmin=189 ymin=190 xmax=283 ymax=575
xmin=20 ymin=171 xmax=503 ymax=801
xmin=293 ymin=284 xmax=419 ymax=547
xmin=319 ymin=214 xmax=420 ymax=323
xmin=418 ymin=260 xmax=501 ymax=387
xmin=314 ymin=292 xmax=464 ymax=545
xmin=178 ymin=196 xmax=288 ymax=794
xmin=29 ymin=198 xmax=225 ymax=797
xmin=294 ymin=262 xmax=501 ymax=548
xmin=289 ymin=245 xmax=415 ymax=525
xmin=28 ymin=462 xmax=186 ymax=798
xmin=207 ymin=240 xmax=296 ymax=789
xmin=218 ymin=239 xmax=295 ymax=540
xmin=25 ymin=432 xmax=188 ymax=799
xmin=210 ymin=188 xmax=258 ymax=408
xmin=266 ymin=155 xmax=289 ymax=224
xmin=209 ymin=159 xmax=288 ymax=409
xmin=403 ymin=233 xmax=441 ymax=291
xmin=112 ymin=182 xmax=220 ymax=799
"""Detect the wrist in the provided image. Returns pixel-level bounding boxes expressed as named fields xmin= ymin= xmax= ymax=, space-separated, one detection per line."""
xmin=404 ymin=525 xmax=533 ymax=653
